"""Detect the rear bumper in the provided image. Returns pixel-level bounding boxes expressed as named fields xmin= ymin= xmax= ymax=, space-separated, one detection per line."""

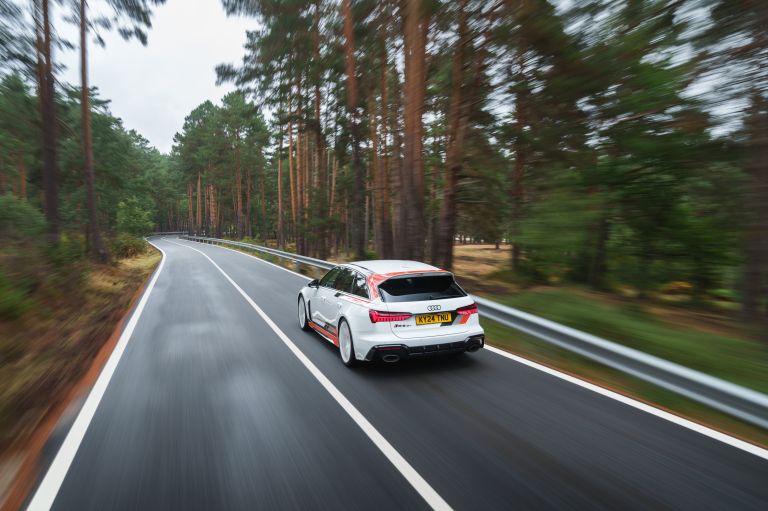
xmin=363 ymin=334 xmax=485 ymax=362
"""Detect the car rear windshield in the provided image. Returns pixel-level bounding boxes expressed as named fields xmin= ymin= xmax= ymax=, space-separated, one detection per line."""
xmin=378 ymin=274 xmax=466 ymax=302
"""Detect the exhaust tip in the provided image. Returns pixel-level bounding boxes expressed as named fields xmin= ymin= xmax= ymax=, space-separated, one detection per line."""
xmin=382 ymin=354 xmax=401 ymax=363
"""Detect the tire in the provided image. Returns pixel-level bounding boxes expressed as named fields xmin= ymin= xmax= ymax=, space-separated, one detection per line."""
xmin=337 ymin=319 xmax=358 ymax=367
xmin=298 ymin=295 xmax=311 ymax=331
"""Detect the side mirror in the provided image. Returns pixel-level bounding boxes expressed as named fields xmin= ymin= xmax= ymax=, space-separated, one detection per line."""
xmin=308 ymin=279 xmax=320 ymax=288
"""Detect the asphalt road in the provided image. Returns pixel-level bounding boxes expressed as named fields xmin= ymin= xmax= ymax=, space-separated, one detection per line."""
xmin=30 ymin=237 xmax=768 ymax=510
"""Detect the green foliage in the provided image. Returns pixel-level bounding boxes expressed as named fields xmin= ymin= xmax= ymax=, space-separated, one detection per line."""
xmin=0 ymin=271 xmax=32 ymax=320
xmin=516 ymin=178 xmax=599 ymax=282
xmin=46 ymin=235 xmax=86 ymax=268
xmin=0 ymin=69 xmax=180 ymax=237
xmin=116 ymin=197 xmax=154 ymax=236
xmin=110 ymin=233 xmax=147 ymax=258
xmin=0 ymin=194 xmax=46 ymax=238
xmin=172 ymin=92 xmax=269 ymax=237
xmin=1 ymin=0 xmax=761 ymax=319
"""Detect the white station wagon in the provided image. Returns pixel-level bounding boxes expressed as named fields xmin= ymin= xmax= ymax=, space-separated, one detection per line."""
xmin=297 ymin=260 xmax=484 ymax=366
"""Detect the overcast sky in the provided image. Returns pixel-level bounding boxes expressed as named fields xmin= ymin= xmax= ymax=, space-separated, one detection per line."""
xmin=57 ymin=0 xmax=253 ymax=154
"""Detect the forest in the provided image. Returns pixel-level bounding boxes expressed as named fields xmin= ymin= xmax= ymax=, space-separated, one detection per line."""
xmin=1 ymin=0 xmax=767 ymax=323
xmin=3 ymin=1 xmax=768 ymax=500
xmin=1 ymin=0 xmax=173 ymax=254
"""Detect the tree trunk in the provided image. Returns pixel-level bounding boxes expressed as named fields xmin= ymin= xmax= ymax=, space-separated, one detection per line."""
xmin=234 ymin=137 xmax=243 ymax=237
xmin=296 ymin=77 xmax=305 ymax=254
xmin=245 ymin=170 xmax=252 ymax=238
xmin=187 ymin=182 xmax=194 ymax=235
xmin=304 ymin=130 xmax=312 ymax=253
xmin=391 ymin=67 xmax=404 ymax=257
xmin=303 ymin=130 xmax=310 ymax=225
xmin=429 ymin=152 xmax=439 ymax=263
xmin=288 ymin=91 xmax=297 ymax=238
xmin=16 ymin=150 xmax=26 ymax=200
xmin=196 ymin=172 xmax=202 ymax=233
xmin=277 ymin=120 xmax=285 ymax=248
xmin=39 ymin=0 xmax=59 ymax=245
xmin=742 ymin=93 xmax=768 ymax=322
xmin=216 ymin=196 xmax=222 ymax=238
xmin=209 ymin=184 xmax=219 ymax=237
xmin=434 ymin=1 xmax=469 ymax=270
xmin=401 ymin=0 xmax=428 ymax=260
xmin=0 ymin=154 xmax=6 ymax=194
xmin=364 ymin=177 xmax=370 ymax=254
xmin=80 ymin=0 xmax=108 ymax=261
xmin=329 ymin=154 xmax=337 ymax=217
xmin=259 ymin=164 xmax=266 ymax=242
xmin=342 ymin=0 xmax=365 ymax=259
xmin=203 ymin=180 xmax=208 ymax=234
xmin=511 ymin=49 xmax=527 ymax=272
xmin=368 ymin=94 xmax=384 ymax=257
xmin=313 ymin=1 xmax=327 ymax=259
xmin=379 ymin=56 xmax=394 ymax=258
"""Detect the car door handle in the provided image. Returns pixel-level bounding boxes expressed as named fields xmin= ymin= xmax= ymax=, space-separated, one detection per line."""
xmin=334 ymin=292 xmax=342 ymax=297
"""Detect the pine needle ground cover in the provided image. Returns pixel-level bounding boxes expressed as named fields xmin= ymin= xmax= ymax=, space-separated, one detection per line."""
xmin=0 ymin=239 xmax=160 ymax=486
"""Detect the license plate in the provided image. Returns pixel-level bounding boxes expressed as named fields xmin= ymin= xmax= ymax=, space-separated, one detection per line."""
xmin=415 ymin=312 xmax=452 ymax=325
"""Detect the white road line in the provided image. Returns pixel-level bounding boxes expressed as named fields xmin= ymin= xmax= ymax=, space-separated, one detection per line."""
xmin=26 ymin=241 xmax=168 ymax=511
xmin=165 ymin=238 xmax=452 ymax=511
xmin=179 ymin=237 xmax=768 ymax=461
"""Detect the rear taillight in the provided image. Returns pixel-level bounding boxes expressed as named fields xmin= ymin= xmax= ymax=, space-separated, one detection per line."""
xmin=456 ymin=303 xmax=478 ymax=316
xmin=369 ymin=310 xmax=413 ymax=323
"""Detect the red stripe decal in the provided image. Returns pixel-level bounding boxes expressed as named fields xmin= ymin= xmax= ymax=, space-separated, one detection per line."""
xmin=309 ymin=321 xmax=339 ymax=347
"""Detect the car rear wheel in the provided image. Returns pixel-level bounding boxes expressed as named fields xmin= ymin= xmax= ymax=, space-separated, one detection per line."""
xmin=338 ymin=319 xmax=357 ymax=367
xmin=298 ymin=295 xmax=311 ymax=331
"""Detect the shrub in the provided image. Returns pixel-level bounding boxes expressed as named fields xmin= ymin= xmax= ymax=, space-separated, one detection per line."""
xmin=0 ymin=194 xmax=46 ymax=239
xmin=659 ymin=281 xmax=693 ymax=295
xmin=0 ymin=272 xmax=32 ymax=320
xmin=111 ymin=234 xmax=147 ymax=258
xmin=46 ymin=234 xmax=86 ymax=267
xmin=116 ymin=197 xmax=154 ymax=236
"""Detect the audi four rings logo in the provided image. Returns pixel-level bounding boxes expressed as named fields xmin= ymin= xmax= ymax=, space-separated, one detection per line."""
xmin=427 ymin=305 xmax=442 ymax=311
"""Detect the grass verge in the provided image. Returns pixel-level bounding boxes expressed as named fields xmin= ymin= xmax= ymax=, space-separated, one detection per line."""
xmin=484 ymin=288 xmax=768 ymax=395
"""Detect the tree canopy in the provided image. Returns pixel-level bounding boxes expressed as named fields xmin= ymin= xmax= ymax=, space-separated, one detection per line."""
xmin=1 ymin=0 xmax=766 ymax=322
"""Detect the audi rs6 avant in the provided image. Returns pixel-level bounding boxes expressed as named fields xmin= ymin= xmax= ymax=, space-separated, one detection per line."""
xmin=297 ymin=260 xmax=485 ymax=366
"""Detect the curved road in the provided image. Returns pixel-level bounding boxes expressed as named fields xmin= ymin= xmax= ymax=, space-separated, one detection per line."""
xmin=28 ymin=237 xmax=768 ymax=510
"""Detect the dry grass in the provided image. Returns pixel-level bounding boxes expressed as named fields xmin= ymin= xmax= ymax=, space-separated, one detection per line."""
xmin=0 ymin=247 xmax=160 ymax=455
xmin=453 ymin=243 xmax=755 ymax=342
xmin=452 ymin=244 xmax=517 ymax=294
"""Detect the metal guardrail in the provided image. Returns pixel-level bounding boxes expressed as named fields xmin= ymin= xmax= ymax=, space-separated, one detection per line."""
xmin=149 ymin=231 xmax=186 ymax=236
xmin=175 ymin=234 xmax=768 ymax=429
xmin=181 ymin=235 xmax=334 ymax=271
xmin=474 ymin=296 xmax=768 ymax=429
